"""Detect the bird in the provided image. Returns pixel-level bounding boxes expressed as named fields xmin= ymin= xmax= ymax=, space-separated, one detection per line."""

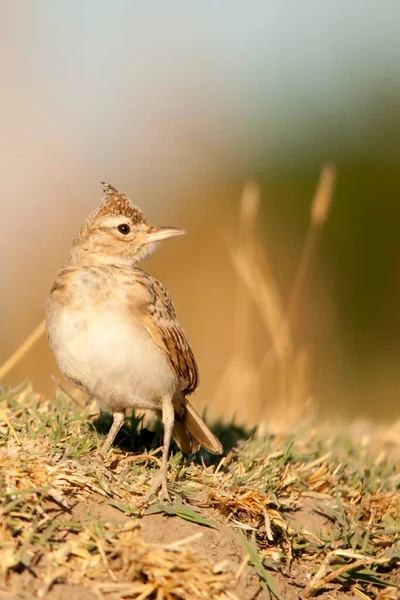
xmin=45 ymin=183 xmax=222 ymax=501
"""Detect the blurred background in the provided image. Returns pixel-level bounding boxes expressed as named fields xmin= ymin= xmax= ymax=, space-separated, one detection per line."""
xmin=1 ymin=1 xmax=400 ymax=428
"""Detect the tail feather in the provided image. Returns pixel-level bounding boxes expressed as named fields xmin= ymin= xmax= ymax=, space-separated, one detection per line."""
xmin=173 ymin=400 xmax=222 ymax=454
xmin=172 ymin=418 xmax=200 ymax=453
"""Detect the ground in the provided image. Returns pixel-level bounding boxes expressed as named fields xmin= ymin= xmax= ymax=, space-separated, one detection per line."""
xmin=0 ymin=386 xmax=399 ymax=599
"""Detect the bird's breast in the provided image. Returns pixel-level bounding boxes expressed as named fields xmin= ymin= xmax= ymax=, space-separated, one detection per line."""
xmin=46 ymin=267 xmax=176 ymax=409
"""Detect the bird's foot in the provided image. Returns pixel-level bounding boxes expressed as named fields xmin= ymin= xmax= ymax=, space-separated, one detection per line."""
xmin=92 ymin=453 xmax=108 ymax=468
xmin=142 ymin=471 xmax=171 ymax=504
xmin=86 ymin=453 xmax=115 ymax=481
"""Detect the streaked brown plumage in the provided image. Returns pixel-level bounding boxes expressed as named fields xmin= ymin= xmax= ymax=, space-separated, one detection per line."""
xmin=46 ymin=183 xmax=222 ymax=501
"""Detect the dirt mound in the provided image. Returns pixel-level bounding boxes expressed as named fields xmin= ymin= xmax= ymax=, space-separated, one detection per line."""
xmin=0 ymin=390 xmax=399 ymax=598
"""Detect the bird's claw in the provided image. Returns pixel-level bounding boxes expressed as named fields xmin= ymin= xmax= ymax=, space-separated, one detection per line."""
xmin=142 ymin=472 xmax=171 ymax=504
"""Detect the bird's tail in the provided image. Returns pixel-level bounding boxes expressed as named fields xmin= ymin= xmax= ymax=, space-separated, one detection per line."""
xmin=172 ymin=399 xmax=223 ymax=455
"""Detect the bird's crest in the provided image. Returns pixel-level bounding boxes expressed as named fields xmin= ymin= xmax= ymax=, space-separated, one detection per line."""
xmin=98 ymin=182 xmax=148 ymax=225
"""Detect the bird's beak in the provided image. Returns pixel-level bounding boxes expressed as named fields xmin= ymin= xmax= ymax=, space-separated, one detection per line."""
xmin=143 ymin=226 xmax=186 ymax=244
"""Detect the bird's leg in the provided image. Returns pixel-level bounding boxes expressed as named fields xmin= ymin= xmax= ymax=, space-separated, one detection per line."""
xmin=99 ymin=411 xmax=125 ymax=460
xmin=160 ymin=395 xmax=175 ymax=500
xmin=144 ymin=395 xmax=174 ymax=502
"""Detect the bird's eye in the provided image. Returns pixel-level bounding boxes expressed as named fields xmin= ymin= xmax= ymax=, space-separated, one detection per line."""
xmin=118 ymin=224 xmax=130 ymax=235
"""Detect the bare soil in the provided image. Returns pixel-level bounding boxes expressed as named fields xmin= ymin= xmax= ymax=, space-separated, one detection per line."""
xmin=38 ymin=495 xmax=357 ymax=599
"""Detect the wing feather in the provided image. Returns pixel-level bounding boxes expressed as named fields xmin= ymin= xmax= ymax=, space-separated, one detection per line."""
xmin=136 ymin=272 xmax=199 ymax=395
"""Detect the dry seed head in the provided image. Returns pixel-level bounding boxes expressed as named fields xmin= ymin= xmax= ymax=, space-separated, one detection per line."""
xmin=311 ymin=164 xmax=336 ymax=225
xmin=240 ymin=181 xmax=260 ymax=226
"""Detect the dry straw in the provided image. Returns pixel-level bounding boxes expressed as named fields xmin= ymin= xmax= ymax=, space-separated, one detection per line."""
xmin=216 ymin=165 xmax=336 ymax=431
xmin=0 ymin=320 xmax=46 ymax=381
xmin=0 ymin=387 xmax=398 ymax=598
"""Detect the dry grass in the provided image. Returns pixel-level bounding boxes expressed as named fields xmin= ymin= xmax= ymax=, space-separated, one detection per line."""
xmin=215 ymin=165 xmax=336 ymax=430
xmin=0 ymin=386 xmax=398 ymax=599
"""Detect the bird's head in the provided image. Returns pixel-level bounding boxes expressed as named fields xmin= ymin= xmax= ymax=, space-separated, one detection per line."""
xmin=70 ymin=183 xmax=185 ymax=266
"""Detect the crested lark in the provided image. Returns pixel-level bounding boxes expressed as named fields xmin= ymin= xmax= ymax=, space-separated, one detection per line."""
xmin=46 ymin=183 xmax=222 ymax=501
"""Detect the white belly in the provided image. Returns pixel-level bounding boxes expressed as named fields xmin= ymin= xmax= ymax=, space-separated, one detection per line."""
xmin=50 ymin=306 xmax=177 ymax=412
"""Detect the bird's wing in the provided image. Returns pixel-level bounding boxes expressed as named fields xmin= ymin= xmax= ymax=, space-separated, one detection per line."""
xmin=136 ymin=272 xmax=199 ymax=395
